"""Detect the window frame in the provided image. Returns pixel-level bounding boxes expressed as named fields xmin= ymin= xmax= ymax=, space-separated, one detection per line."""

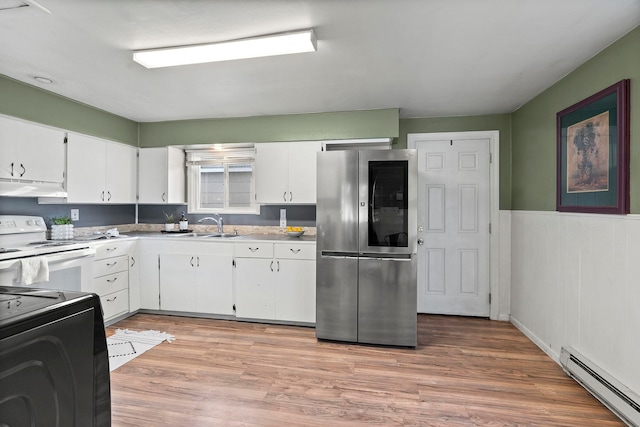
xmin=186 ymin=146 xmax=259 ymax=215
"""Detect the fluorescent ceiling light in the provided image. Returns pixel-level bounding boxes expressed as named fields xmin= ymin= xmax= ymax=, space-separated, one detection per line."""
xmin=133 ymin=29 xmax=317 ymax=69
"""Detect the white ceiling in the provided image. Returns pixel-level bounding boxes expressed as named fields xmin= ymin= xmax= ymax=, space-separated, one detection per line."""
xmin=1 ymin=0 xmax=639 ymax=123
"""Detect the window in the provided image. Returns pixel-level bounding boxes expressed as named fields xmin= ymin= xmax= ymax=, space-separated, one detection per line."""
xmin=186 ymin=146 xmax=259 ymax=214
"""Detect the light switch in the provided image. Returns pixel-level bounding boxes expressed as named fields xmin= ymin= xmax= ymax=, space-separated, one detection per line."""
xmin=280 ymin=209 xmax=286 ymax=228
xmin=71 ymin=209 xmax=80 ymax=221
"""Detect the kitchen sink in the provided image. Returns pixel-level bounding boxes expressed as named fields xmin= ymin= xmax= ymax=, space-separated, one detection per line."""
xmin=197 ymin=233 xmax=239 ymax=238
xmin=161 ymin=232 xmax=240 ymax=238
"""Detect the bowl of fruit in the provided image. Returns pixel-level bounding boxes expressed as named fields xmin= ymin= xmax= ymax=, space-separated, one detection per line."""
xmin=286 ymin=226 xmax=305 ymax=237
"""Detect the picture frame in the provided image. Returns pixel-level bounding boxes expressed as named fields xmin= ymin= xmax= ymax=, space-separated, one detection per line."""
xmin=556 ymin=79 xmax=630 ymax=214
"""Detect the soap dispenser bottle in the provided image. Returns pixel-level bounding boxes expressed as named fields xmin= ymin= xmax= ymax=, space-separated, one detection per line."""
xmin=179 ymin=212 xmax=188 ymax=231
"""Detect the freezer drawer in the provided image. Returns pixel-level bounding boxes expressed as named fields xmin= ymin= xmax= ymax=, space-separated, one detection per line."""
xmin=315 ymin=255 xmax=358 ymax=342
xmin=358 ymin=256 xmax=417 ymax=347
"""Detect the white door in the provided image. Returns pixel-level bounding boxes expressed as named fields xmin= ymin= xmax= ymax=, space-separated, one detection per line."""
xmin=412 ymin=136 xmax=491 ymax=316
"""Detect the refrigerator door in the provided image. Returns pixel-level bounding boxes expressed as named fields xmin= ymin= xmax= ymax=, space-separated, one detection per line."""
xmin=315 ymin=255 xmax=358 ymax=342
xmin=358 ymin=255 xmax=417 ymax=346
xmin=316 ymin=150 xmax=359 ymax=253
xmin=316 ymin=150 xmax=359 ymax=342
xmin=359 ymin=150 xmax=417 ymax=255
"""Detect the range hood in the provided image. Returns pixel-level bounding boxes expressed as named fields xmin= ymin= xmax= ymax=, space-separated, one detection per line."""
xmin=0 ymin=180 xmax=67 ymax=198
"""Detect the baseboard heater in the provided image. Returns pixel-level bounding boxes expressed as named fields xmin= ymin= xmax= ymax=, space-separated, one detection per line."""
xmin=560 ymin=347 xmax=640 ymax=426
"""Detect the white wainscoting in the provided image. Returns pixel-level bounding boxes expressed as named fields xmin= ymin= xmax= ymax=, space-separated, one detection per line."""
xmin=510 ymin=210 xmax=640 ymax=396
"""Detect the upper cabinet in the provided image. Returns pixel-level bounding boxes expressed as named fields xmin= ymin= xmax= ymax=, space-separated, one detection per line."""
xmin=255 ymin=141 xmax=322 ymax=204
xmin=0 ymin=115 xmax=65 ymax=184
xmin=138 ymin=147 xmax=185 ymax=204
xmin=66 ymin=132 xmax=137 ymax=203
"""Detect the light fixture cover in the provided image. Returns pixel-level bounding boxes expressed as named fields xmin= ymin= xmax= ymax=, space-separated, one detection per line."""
xmin=133 ymin=29 xmax=317 ymax=69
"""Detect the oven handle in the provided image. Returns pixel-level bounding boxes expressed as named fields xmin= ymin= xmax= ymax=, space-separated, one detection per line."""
xmin=0 ymin=248 xmax=96 ymax=271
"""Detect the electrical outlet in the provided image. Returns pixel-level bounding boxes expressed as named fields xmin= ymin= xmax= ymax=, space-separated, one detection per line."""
xmin=71 ymin=209 xmax=79 ymax=221
xmin=280 ymin=209 xmax=286 ymax=228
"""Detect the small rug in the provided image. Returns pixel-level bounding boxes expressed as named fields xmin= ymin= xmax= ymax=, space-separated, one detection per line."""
xmin=107 ymin=329 xmax=175 ymax=372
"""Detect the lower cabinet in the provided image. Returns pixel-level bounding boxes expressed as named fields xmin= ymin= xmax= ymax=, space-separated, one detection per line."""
xmin=91 ymin=240 xmax=135 ymax=322
xmin=159 ymin=253 xmax=234 ymax=315
xmin=275 ymin=258 xmax=315 ymax=323
xmin=234 ymin=242 xmax=316 ymax=323
xmin=234 ymin=257 xmax=276 ymax=320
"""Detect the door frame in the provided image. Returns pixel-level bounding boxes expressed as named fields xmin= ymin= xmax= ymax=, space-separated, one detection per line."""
xmin=408 ymin=130 xmax=500 ymax=320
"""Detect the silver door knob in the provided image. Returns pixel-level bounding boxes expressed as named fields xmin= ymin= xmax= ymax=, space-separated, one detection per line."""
xmin=417 ymin=238 xmax=424 ymax=245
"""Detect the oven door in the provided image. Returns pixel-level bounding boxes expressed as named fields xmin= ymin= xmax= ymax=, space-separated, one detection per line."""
xmin=0 ymin=248 xmax=95 ymax=292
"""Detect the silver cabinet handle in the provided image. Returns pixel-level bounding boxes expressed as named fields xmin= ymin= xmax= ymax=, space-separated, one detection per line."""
xmin=289 ymin=192 xmax=292 ymax=202
xmin=107 ymin=277 xmax=118 ymax=283
xmin=417 ymin=239 xmax=424 ymax=245
xmin=10 ymin=162 xmax=14 ymax=177
xmin=101 ymin=191 xmax=105 ymax=201
xmin=270 ymin=260 xmax=274 ymax=272
xmin=106 ymin=261 xmax=118 ymax=267
xmin=290 ymin=248 xmax=301 ymax=254
xmin=130 ymin=257 xmax=136 ymax=267
xmin=277 ymin=260 xmax=280 ymax=272
xmin=283 ymin=191 xmax=287 ymax=202
xmin=20 ymin=163 xmax=26 ymax=177
xmin=106 ymin=247 xmax=117 ymax=252
xmin=197 ymin=256 xmax=200 ymax=268
xmin=190 ymin=256 xmax=195 ymax=267
xmin=249 ymin=247 xmax=259 ymax=252
xmin=162 ymin=192 xmax=166 ymax=202
xmin=107 ymin=191 xmax=112 ymax=201
xmin=107 ymin=296 xmax=117 ymax=302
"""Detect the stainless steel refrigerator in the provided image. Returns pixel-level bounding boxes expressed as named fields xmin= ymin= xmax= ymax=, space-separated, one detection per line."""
xmin=316 ymin=149 xmax=417 ymax=347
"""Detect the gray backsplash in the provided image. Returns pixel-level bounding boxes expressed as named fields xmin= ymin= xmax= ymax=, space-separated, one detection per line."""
xmin=0 ymin=197 xmax=316 ymax=227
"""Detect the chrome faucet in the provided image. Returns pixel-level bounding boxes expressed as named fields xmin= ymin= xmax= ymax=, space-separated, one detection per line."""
xmin=198 ymin=215 xmax=223 ymax=233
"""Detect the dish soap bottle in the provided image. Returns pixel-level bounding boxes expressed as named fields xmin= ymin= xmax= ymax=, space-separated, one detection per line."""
xmin=179 ymin=212 xmax=188 ymax=231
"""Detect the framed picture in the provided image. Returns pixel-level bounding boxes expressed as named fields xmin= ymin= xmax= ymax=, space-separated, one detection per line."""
xmin=556 ymin=79 xmax=630 ymax=214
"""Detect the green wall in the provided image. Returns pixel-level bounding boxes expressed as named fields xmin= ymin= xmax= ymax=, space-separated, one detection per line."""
xmin=0 ymin=74 xmax=138 ymax=145
xmin=512 ymin=25 xmax=640 ymax=212
xmin=138 ymin=109 xmax=399 ymax=147
xmin=399 ymin=114 xmax=512 ymax=210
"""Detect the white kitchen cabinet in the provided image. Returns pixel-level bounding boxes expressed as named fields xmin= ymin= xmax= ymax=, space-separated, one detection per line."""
xmin=235 ymin=257 xmax=277 ymax=320
xmin=91 ymin=239 xmax=135 ymax=323
xmin=66 ymin=132 xmax=137 ymax=203
xmin=128 ymin=243 xmax=140 ymax=312
xmin=138 ymin=247 xmax=160 ymax=310
xmin=0 ymin=115 xmax=65 ymax=183
xmin=159 ymin=253 xmax=233 ymax=314
xmin=255 ymin=141 xmax=321 ymax=204
xmin=138 ymin=147 xmax=185 ymax=204
xmin=234 ymin=241 xmax=316 ymax=323
xmin=274 ymin=243 xmax=316 ymax=323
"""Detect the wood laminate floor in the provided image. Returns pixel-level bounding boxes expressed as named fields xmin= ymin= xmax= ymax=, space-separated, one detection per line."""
xmin=107 ymin=314 xmax=622 ymax=426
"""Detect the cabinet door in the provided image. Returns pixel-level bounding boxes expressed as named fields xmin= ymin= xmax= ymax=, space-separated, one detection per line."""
xmin=129 ymin=248 xmax=140 ymax=312
xmin=275 ymin=259 xmax=316 ymax=323
xmin=287 ymin=141 xmax=321 ymax=204
xmin=139 ymin=251 xmax=160 ymax=310
xmin=195 ymin=255 xmax=233 ymax=315
xmin=255 ymin=142 xmax=288 ymax=204
xmin=106 ymin=142 xmax=137 ymax=203
xmin=66 ymin=133 xmax=106 ymax=203
xmin=138 ymin=147 xmax=167 ymax=204
xmin=139 ymin=147 xmax=185 ymax=204
xmin=159 ymin=254 xmax=197 ymax=311
xmin=235 ymin=257 xmax=276 ymax=319
xmin=0 ymin=116 xmax=65 ymax=183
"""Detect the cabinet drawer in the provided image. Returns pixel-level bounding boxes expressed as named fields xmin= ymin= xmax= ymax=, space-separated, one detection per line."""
xmin=274 ymin=243 xmax=315 ymax=260
xmin=94 ymin=255 xmax=128 ymax=277
xmin=234 ymin=242 xmax=274 ymax=258
xmin=94 ymin=240 xmax=134 ymax=260
xmin=93 ymin=270 xmax=128 ymax=296
xmin=100 ymin=288 xmax=129 ymax=320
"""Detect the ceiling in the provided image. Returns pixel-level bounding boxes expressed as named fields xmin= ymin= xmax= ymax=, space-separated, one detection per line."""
xmin=1 ymin=0 xmax=639 ymax=123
